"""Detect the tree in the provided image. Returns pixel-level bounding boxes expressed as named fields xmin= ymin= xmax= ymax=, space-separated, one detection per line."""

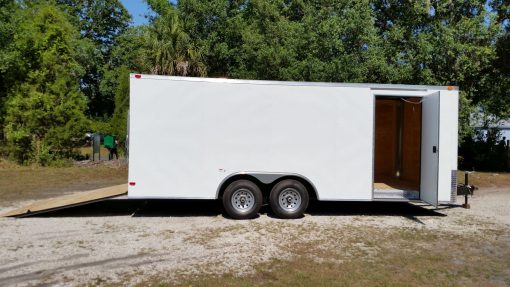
xmin=110 ymin=65 xmax=130 ymax=152
xmin=0 ymin=0 xmax=20 ymax=142
xmin=142 ymin=0 xmax=206 ymax=76
xmin=57 ymin=0 xmax=131 ymax=117
xmin=178 ymin=0 xmax=390 ymax=81
xmin=57 ymin=0 xmax=131 ymax=48
xmin=370 ymin=0 xmax=499 ymax=141
xmin=487 ymin=0 xmax=510 ymax=119
xmin=293 ymin=1 xmax=389 ymax=83
xmin=106 ymin=26 xmax=145 ymax=70
xmin=3 ymin=3 xmax=89 ymax=164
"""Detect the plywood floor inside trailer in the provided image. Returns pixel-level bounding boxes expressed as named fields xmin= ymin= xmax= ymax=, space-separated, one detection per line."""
xmin=373 ymin=178 xmax=418 ymax=190
xmin=373 ymin=179 xmax=420 ymax=200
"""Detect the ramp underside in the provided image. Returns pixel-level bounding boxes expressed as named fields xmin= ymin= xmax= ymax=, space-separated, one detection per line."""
xmin=1 ymin=184 xmax=127 ymax=217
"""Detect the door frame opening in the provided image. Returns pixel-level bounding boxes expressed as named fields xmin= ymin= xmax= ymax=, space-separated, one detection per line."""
xmin=372 ymin=95 xmax=423 ymax=200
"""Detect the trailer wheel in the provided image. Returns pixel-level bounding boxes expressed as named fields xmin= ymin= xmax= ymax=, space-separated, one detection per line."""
xmin=222 ymin=180 xmax=262 ymax=219
xmin=269 ymin=179 xmax=309 ymax=219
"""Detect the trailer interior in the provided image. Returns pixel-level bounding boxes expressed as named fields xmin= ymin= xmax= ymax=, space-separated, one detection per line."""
xmin=373 ymin=97 xmax=422 ymax=200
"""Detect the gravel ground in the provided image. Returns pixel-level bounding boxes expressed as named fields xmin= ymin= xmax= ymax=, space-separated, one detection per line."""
xmin=0 ymin=188 xmax=509 ymax=287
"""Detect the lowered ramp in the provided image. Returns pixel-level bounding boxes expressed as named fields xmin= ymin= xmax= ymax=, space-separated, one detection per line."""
xmin=1 ymin=184 xmax=127 ymax=217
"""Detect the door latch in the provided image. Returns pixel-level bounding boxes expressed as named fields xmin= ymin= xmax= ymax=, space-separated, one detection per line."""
xmin=433 ymin=146 xmax=437 ymax=153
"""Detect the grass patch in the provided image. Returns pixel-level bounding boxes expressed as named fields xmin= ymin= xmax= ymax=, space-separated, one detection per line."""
xmin=457 ymin=170 xmax=510 ymax=189
xmin=0 ymin=163 xmax=127 ymax=206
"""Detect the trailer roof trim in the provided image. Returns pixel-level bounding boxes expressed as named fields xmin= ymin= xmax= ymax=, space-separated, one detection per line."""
xmin=129 ymin=74 xmax=459 ymax=91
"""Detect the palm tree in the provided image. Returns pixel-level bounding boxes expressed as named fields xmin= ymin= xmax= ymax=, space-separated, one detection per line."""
xmin=142 ymin=10 xmax=206 ymax=77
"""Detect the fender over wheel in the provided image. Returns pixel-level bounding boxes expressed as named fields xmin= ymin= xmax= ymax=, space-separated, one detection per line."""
xmin=222 ymin=180 xmax=263 ymax=219
xmin=269 ymin=179 xmax=309 ymax=219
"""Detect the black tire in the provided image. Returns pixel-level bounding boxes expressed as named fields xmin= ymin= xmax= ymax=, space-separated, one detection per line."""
xmin=222 ymin=180 xmax=263 ymax=219
xmin=269 ymin=179 xmax=309 ymax=219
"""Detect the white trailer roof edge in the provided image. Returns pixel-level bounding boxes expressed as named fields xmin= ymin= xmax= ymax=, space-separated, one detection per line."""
xmin=130 ymin=74 xmax=459 ymax=91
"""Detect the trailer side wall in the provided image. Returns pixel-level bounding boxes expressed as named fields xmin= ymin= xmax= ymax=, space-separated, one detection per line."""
xmin=128 ymin=77 xmax=374 ymax=200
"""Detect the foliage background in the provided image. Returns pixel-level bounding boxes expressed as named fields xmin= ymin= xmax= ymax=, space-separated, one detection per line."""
xmin=0 ymin=0 xmax=508 ymax=168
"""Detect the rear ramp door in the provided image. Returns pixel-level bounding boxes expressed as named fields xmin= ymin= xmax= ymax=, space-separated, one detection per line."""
xmin=1 ymin=184 xmax=127 ymax=217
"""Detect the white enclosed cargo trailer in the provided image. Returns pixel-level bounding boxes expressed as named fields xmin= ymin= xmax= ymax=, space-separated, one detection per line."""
xmin=128 ymin=74 xmax=459 ymax=219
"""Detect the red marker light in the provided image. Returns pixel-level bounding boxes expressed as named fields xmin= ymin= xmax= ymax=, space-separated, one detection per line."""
xmin=129 ymin=182 xmax=136 ymax=186
xmin=134 ymin=74 xmax=141 ymax=79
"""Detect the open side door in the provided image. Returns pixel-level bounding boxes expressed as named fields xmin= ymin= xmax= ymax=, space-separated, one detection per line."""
xmin=420 ymin=92 xmax=440 ymax=207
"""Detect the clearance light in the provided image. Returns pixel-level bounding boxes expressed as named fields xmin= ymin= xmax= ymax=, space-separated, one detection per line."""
xmin=129 ymin=182 xmax=136 ymax=186
xmin=134 ymin=74 xmax=141 ymax=79
xmin=447 ymin=86 xmax=454 ymax=91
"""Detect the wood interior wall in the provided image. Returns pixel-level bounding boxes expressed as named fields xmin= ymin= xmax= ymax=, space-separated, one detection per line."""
xmin=374 ymin=98 xmax=421 ymax=190
xmin=402 ymin=99 xmax=422 ymax=184
xmin=374 ymin=100 xmax=397 ymax=178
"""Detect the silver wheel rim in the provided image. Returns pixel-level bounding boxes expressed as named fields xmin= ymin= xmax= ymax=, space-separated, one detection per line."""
xmin=278 ymin=188 xmax=302 ymax=212
xmin=231 ymin=188 xmax=255 ymax=213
